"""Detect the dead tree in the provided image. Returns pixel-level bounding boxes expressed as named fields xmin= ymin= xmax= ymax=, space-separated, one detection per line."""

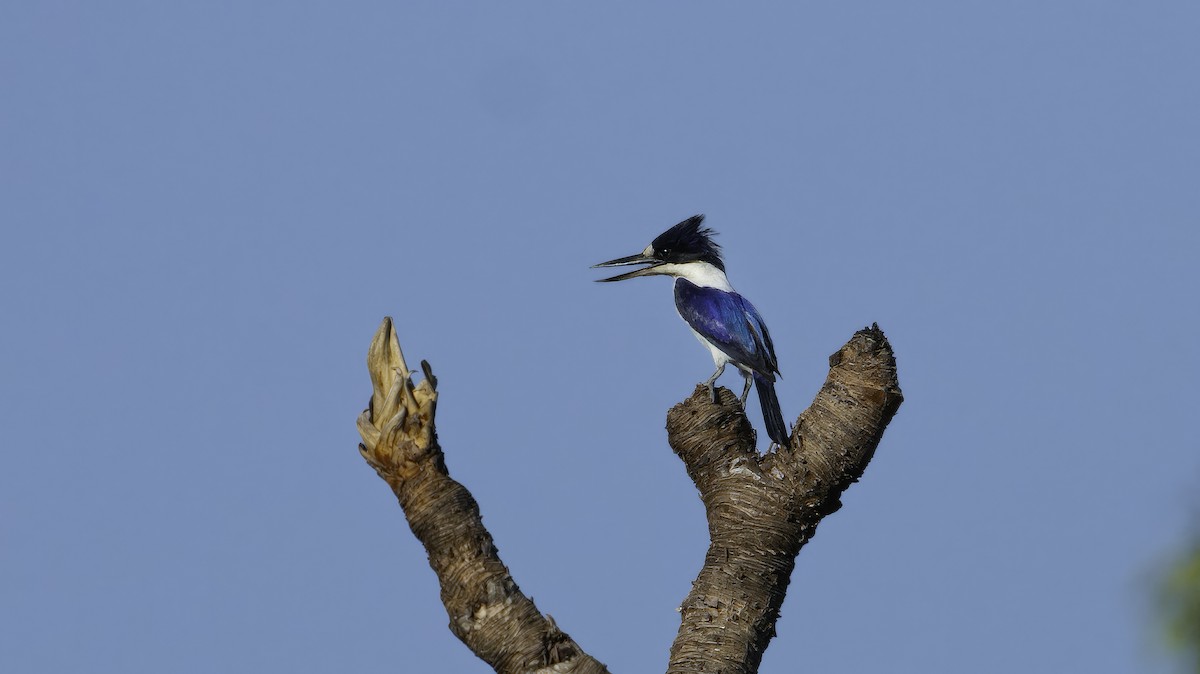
xmin=356 ymin=317 xmax=902 ymax=674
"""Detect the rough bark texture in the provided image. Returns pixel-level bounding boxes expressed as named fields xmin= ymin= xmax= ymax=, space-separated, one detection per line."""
xmin=356 ymin=318 xmax=901 ymax=674
xmin=665 ymin=323 xmax=903 ymax=673
xmin=356 ymin=318 xmax=610 ymax=674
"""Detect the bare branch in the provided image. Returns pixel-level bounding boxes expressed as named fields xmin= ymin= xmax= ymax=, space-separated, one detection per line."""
xmin=666 ymin=324 xmax=903 ymax=673
xmin=357 ymin=318 xmax=610 ymax=674
xmin=357 ymin=317 xmax=900 ymax=673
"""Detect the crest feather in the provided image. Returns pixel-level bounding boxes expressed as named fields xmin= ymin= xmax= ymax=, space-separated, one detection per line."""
xmin=651 ymin=215 xmax=724 ymax=270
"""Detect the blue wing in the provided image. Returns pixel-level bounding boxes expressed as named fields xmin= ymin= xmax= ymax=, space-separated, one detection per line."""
xmin=674 ymin=279 xmax=779 ymax=377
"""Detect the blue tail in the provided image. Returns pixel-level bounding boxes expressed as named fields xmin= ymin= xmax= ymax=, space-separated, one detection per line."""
xmin=754 ymin=373 xmax=789 ymax=445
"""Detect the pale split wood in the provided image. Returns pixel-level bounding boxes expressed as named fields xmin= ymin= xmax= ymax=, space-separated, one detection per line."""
xmin=357 ymin=317 xmax=611 ymax=674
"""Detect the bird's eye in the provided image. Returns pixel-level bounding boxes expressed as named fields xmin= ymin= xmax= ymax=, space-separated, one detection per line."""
xmin=660 ymin=249 xmax=670 ymax=258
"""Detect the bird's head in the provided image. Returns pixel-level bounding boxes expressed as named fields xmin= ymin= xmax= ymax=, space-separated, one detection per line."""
xmin=591 ymin=215 xmax=724 ymax=282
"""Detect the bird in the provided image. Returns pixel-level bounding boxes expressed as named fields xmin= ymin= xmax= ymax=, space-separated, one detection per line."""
xmin=592 ymin=214 xmax=789 ymax=446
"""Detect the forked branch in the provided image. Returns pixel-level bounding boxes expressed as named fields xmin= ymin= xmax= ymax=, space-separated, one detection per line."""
xmin=356 ymin=319 xmax=901 ymax=674
xmin=665 ymin=324 xmax=902 ymax=673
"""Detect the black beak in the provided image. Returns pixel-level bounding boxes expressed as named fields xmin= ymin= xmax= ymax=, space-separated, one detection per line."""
xmin=591 ymin=253 xmax=664 ymax=282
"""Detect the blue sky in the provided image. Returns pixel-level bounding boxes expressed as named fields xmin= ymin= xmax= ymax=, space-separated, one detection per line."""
xmin=2 ymin=3 xmax=1198 ymax=672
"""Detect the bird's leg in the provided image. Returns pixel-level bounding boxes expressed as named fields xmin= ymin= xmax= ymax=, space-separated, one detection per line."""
xmin=740 ymin=370 xmax=753 ymax=407
xmin=703 ymin=363 xmax=725 ymax=403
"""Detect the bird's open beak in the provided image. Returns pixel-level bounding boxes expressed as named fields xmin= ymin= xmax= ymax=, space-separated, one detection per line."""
xmin=591 ymin=253 xmax=664 ymax=282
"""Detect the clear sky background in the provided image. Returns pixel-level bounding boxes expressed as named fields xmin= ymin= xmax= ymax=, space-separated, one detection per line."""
xmin=2 ymin=3 xmax=1198 ymax=672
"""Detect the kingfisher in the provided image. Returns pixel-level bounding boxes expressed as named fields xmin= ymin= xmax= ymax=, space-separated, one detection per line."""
xmin=592 ymin=215 xmax=789 ymax=446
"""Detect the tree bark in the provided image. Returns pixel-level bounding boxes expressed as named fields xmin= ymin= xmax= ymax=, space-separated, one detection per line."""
xmin=356 ymin=318 xmax=610 ymax=674
xmin=665 ymin=323 xmax=902 ymax=673
xmin=356 ymin=319 xmax=901 ymax=674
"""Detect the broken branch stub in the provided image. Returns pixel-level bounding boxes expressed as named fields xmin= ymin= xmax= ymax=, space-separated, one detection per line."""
xmin=356 ymin=317 xmax=610 ymax=674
